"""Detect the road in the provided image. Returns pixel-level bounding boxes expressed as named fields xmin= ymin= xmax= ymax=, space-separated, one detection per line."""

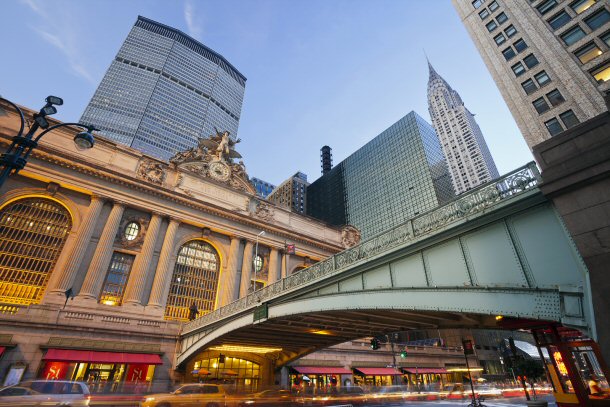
xmin=372 ymin=395 xmax=555 ymax=406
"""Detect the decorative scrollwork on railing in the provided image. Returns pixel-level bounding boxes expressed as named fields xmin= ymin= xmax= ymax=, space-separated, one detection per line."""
xmin=413 ymin=163 xmax=539 ymax=236
xmin=183 ymin=162 xmax=540 ymax=331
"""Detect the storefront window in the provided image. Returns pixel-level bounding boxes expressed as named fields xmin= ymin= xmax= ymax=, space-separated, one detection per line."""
xmin=194 ymin=356 xmax=260 ymax=393
xmin=39 ymin=360 xmax=155 ymax=394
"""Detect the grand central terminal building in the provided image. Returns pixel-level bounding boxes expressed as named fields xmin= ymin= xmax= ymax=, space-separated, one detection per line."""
xmin=0 ymin=104 xmax=359 ymax=392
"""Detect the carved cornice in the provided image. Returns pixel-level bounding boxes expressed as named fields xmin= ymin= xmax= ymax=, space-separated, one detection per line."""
xmin=9 ymin=140 xmax=344 ymax=253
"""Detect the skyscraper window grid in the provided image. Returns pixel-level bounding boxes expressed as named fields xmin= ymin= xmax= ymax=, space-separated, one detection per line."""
xmin=80 ymin=16 xmax=246 ymax=161
xmin=427 ymin=62 xmax=499 ymax=195
xmin=452 ymin=0 xmax=610 ymax=147
xmin=307 ymin=112 xmax=454 ymax=239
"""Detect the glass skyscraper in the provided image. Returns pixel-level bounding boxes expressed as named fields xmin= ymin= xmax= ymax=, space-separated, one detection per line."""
xmin=80 ymin=16 xmax=246 ymax=161
xmin=307 ymin=111 xmax=455 ymax=239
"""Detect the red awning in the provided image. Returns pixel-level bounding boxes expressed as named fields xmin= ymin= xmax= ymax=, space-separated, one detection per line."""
xmin=43 ymin=349 xmax=163 ymax=365
xmin=293 ymin=366 xmax=352 ymax=375
xmin=402 ymin=368 xmax=448 ymax=374
xmin=0 ymin=347 xmax=5 ymax=357
xmin=355 ymin=367 xmax=403 ymax=376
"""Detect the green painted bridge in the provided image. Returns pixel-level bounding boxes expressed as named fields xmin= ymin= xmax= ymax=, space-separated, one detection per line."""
xmin=177 ymin=162 xmax=594 ymax=366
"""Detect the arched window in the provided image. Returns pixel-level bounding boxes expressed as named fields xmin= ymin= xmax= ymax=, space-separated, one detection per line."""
xmin=0 ymin=197 xmax=72 ymax=305
xmin=165 ymin=240 xmax=220 ymax=321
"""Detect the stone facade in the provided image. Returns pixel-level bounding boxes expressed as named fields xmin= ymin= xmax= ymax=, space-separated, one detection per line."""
xmin=452 ymin=0 xmax=609 ymax=148
xmin=0 ymin=104 xmax=344 ymax=390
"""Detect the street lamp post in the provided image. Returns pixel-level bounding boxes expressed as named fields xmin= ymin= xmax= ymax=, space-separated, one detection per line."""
xmin=252 ymin=230 xmax=266 ymax=292
xmin=0 ymin=96 xmax=96 ymax=188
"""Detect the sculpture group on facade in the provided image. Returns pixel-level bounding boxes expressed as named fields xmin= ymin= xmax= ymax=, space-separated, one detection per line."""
xmin=168 ymin=129 xmax=255 ymax=194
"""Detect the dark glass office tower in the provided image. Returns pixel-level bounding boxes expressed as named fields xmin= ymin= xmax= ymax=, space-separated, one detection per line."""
xmin=307 ymin=111 xmax=454 ymax=239
xmin=80 ymin=16 xmax=246 ymax=161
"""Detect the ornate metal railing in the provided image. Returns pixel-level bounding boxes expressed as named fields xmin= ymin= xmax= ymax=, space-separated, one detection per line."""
xmin=185 ymin=162 xmax=541 ymax=331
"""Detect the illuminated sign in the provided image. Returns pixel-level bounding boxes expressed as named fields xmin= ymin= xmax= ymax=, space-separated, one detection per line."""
xmin=41 ymin=362 xmax=68 ymax=380
xmin=553 ymin=351 xmax=568 ymax=376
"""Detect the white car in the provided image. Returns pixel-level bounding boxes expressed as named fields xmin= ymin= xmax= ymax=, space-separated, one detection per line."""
xmin=0 ymin=380 xmax=91 ymax=406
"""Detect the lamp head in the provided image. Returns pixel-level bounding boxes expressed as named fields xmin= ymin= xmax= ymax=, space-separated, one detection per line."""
xmin=45 ymin=96 xmax=63 ymax=106
xmin=41 ymin=105 xmax=57 ymax=116
xmin=73 ymin=127 xmax=95 ymax=150
xmin=258 ymin=231 xmax=266 ymax=237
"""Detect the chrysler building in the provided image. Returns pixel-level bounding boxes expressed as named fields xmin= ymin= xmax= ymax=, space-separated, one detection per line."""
xmin=427 ymin=61 xmax=499 ymax=194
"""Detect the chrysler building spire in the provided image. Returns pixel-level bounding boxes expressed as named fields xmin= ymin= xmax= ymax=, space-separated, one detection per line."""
xmin=427 ymin=61 xmax=498 ymax=194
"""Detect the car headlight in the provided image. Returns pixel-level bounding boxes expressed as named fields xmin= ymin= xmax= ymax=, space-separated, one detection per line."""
xmin=245 ymin=401 xmax=255 ymax=404
xmin=145 ymin=397 xmax=156 ymax=402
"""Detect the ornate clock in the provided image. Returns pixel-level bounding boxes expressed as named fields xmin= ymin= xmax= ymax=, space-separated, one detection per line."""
xmin=208 ymin=161 xmax=231 ymax=182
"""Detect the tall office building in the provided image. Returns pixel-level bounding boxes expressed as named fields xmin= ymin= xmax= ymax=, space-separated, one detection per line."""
xmin=267 ymin=172 xmax=309 ymax=214
xmin=427 ymin=61 xmax=499 ymax=194
xmin=307 ymin=111 xmax=455 ymax=239
xmin=452 ymin=0 xmax=610 ymax=149
xmin=80 ymin=16 xmax=246 ymax=161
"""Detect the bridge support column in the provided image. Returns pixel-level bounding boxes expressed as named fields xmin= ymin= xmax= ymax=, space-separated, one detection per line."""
xmin=533 ymin=111 xmax=610 ymax=364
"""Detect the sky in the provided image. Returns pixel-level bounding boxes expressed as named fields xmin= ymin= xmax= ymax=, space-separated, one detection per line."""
xmin=0 ymin=0 xmax=534 ymax=186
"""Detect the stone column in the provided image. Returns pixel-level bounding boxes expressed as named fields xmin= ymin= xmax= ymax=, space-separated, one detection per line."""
xmin=268 ymin=248 xmax=280 ymax=284
xmin=122 ymin=213 xmax=163 ymax=307
xmin=78 ymin=201 xmax=125 ymax=300
xmin=239 ymin=241 xmax=254 ymax=297
xmin=220 ymin=236 xmax=243 ymax=306
xmin=47 ymin=195 xmax=105 ymax=295
xmin=281 ymin=251 xmax=288 ymax=279
xmin=146 ymin=218 xmax=180 ymax=309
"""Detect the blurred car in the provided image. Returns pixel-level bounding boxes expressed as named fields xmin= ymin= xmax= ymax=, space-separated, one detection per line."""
xmin=141 ymin=383 xmax=227 ymax=407
xmin=368 ymin=385 xmax=410 ymax=403
xmin=325 ymin=386 xmax=368 ymax=406
xmin=0 ymin=380 xmax=91 ymax=406
xmin=236 ymin=389 xmax=302 ymax=407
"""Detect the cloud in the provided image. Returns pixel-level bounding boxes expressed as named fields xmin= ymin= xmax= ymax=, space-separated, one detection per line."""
xmin=184 ymin=0 xmax=203 ymax=40
xmin=20 ymin=0 xmax=95 ymax=84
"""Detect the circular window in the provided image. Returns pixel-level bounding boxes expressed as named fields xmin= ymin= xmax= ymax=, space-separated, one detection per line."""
xmin=253 ymin=255 xmax=263 ymax=272
xmin=124 ymin=222 xmax=140 ymax=241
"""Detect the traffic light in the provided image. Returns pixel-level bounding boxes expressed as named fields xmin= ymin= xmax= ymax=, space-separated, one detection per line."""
xmin=370 ymin=338 xmax=380 ymax=350
xmin=400 ymin=350 xmax=408 ymax=358
xmin=219 ymin=354 xmax=226 ymax=363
